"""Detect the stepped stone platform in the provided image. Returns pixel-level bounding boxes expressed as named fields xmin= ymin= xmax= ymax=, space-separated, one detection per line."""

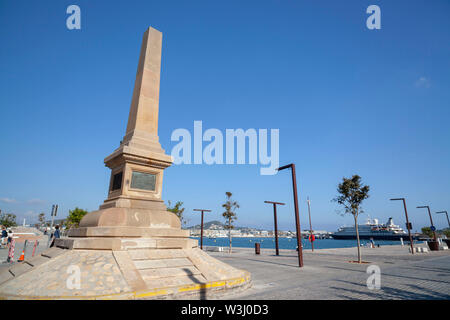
xmin=0 ymin=237 xmax=250 ymax=299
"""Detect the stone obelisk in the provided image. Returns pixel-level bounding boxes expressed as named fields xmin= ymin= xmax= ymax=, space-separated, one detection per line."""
xmin=101 ymin=26 xmax=172 ymax=211
xmin=67 ymin=27 xmax=181 ymax=241
xmin=0 ymin=27 xmax=250 ymax=300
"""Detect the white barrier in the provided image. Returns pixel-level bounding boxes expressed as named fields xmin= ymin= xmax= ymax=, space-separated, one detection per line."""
xmin=409 ymin=247 xmax=429 ymax=253
xmin=203 ymin=246 xmax=225 ymax=252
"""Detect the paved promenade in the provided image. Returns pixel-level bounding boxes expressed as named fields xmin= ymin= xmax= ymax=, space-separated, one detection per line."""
xmin=209 ymin=244 xmax=450 ymax=300
xmin=1 ymin=238 xmax=448 ymax=300
xmin=0 ymin=229 xmax=49 ymax=271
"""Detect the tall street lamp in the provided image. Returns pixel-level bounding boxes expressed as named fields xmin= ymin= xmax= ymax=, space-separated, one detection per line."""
xmin=417 ymin=205 xmax=437 ymax=241
xmin=390 ymin=198 xmax=414 ymax=254
xmin=193 ymin=209 xmax=211 ymax=250
xmin=436 ymin=211 xmax=450 ymax=229
xmin=307 ymin=197 xmax=314 ymax=252
xmin=277 ymin=163 xmax=303 ymax=268
xmin=264 ymin=201 xmax=285 ymax=256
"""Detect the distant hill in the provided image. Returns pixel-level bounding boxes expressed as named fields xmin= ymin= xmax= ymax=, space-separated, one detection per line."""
xmin=187 ymin=220 xmax=224 ymax=229
xmin=187 ymin=220 xmax=262 ymax=231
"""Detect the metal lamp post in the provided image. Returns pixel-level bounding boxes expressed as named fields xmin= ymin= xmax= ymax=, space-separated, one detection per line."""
xmin=193 ymin=209 xmax=211 ymax=250
xmin=306 ymin=197 xmax=314 ymax=252
xmin=47 ymin=204 xmax=58 ymax=248
xmin=264 ymin=201 xmax=285 ymax=256
xmin=390 ymin=198 xmax=414 ymax=254
xmin=417 ymin=206 xmax=437 ymax=241
xmin=277 ymin=163 xmax=304 ymax=268
xmin=436 ymin=211 xmax=450 ymax=229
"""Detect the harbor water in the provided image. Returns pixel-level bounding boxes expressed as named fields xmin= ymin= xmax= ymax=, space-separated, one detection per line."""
xmin=191 ymin=237 xmax=419 ymax=250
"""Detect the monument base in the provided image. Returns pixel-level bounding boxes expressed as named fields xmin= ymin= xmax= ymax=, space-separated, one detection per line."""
xmin=0 ymin=236 xmax=250 ymax=299
xmin=0 ymin=206 xmax=250 ymax=299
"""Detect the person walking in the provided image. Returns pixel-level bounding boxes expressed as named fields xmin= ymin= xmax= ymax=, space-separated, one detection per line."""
xmin=50 ymin=225 xmax=60 ymax=247
xmin=7 ymin=229 xmax=14 ymax=247
xmin=1 ymin=226 xmax=7 ymax=248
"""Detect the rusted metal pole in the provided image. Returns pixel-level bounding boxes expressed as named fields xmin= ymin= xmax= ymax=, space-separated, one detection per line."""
xmin=307 ymin=197 xmax=314 ymax=252
xmin=291 ymin=164 xmax=304 ymax=267
xmin=427 ymin=206 xmax=437 ymax=241
xmin=390 ymin=198 xmax=415 ymax=254
xmin=401 ymin=199 xmax=415 ymax=254
xmin=32 ymin=240 xmax=38 ymax=257
xmin=417 ymin=206 xmax=437 ymax=241
xmin=273 ymin=204 xmax=279 ymax=255
xmin=193 ymin=209 xmax=211 ymax=250
xmin=278 ymin=163 xmax=304 ymax=267
xmin=201 ymin=212 xmax=204 ymax=249
xmin=264 ymin=201 xmax=285 ymax=256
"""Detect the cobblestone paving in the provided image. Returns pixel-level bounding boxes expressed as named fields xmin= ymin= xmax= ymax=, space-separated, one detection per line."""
xmin=0 ymin=250 xmax=131 ymax=297
xmin=210 ymin=245 xmax=450 ymax=300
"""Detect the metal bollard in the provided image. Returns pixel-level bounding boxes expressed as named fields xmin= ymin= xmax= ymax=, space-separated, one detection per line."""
xmin=255 ymin=243 xmax=260 ymax=255
xmin=32 ymin=240 xmax=39 ymax=257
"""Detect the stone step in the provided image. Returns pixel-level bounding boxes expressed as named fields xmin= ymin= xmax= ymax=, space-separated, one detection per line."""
xmin=69 ymin=226 xmax=189 ymax=238
xmin=144 ymin=274 xmax=208 ymax=290
xmin=128 ymin=248 xmax=187 ymax=260
xmin=134 ymin=257 xmax=193 ymax=270
xmin=140 ymin=266 xmax=201 ymax=280
xmin=55 ymin=237 xmax=196 ymax=251
xmin=41 ymin=247 xmax=66 ymax=258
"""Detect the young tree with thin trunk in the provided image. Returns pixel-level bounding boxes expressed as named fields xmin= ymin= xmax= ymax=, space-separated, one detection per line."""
xmin=222 ymin=192 xmax=239 ymax=254
xmin=333 ymin=175 xmax=370 ymax=263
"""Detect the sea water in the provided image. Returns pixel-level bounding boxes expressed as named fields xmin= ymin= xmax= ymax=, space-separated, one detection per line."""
xmin=191 ymin=237 xmax=416 ymax=250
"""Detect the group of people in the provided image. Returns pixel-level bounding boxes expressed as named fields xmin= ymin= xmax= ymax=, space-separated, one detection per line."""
xmin=0 ymin=224 xmax=62 ymax=255
xmin=43 ymin=225 xmax=61 ymax=247
xmin=1 ymin=226 xmax=13 ymax=248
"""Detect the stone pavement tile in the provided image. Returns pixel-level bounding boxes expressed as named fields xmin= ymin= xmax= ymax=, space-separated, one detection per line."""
xmin=8 ymin=262 xmax=33 ymax=277
xmin=209 ymin=246 xmax=450 ymax=300
xmin=0 ymin=269 xmax=14 ymax=286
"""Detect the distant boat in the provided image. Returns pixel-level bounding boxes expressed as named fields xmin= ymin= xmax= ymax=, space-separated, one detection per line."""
xmin=332 ymin=217 xmax=418 ymax=241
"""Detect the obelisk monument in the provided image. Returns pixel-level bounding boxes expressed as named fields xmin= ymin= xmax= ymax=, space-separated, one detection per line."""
xmin=100 ymin=26 xmax=172 ymax=211
xmin=66 ymin=27 xmax=181 ymax=240
xmin=0 ymin=27 xmax=250 ymax=299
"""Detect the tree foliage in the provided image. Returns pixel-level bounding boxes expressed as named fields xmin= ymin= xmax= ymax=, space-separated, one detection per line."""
xmin=65 ymin=207 xmax=88 ymax=229
xmin=421 ymin=227 xmax=434 ymax=238
xmin=333 ymin=175 xmax=370 ymax=217
xmin=443 ymin=229 xmax=450 ymax=238
xmin=38 ymin=213 xmax=46 ymax=225
xmin=167 ymin=201 xmax=187 ymax=226
xmin=0 ymin=212 xmax=17 ymax=228
xmin=333 ymin=175 xmax=370 ymax=263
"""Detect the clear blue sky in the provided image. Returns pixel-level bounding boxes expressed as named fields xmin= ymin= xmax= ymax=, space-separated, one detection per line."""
xmin=1 ymin=0 xmax=449 ymax=232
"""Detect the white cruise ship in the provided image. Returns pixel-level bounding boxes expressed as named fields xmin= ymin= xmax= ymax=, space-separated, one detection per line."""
xmin=332 ymin=217 xmax=416 ymax=240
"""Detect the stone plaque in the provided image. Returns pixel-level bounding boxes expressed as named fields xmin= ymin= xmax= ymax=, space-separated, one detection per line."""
xmin=111 ymin=171 xmax=123 ymax=191
xmin=130 ymin=171 xmax=156 ymax=191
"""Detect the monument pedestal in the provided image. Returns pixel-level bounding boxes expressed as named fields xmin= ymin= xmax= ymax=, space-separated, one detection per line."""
xmin=0 ymin=26 xmax=250 ymax=299
xmin=0 ymin=205 xmax=250 ymax=299
xmin=0 ymin=245 xmax=250 ymax=300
